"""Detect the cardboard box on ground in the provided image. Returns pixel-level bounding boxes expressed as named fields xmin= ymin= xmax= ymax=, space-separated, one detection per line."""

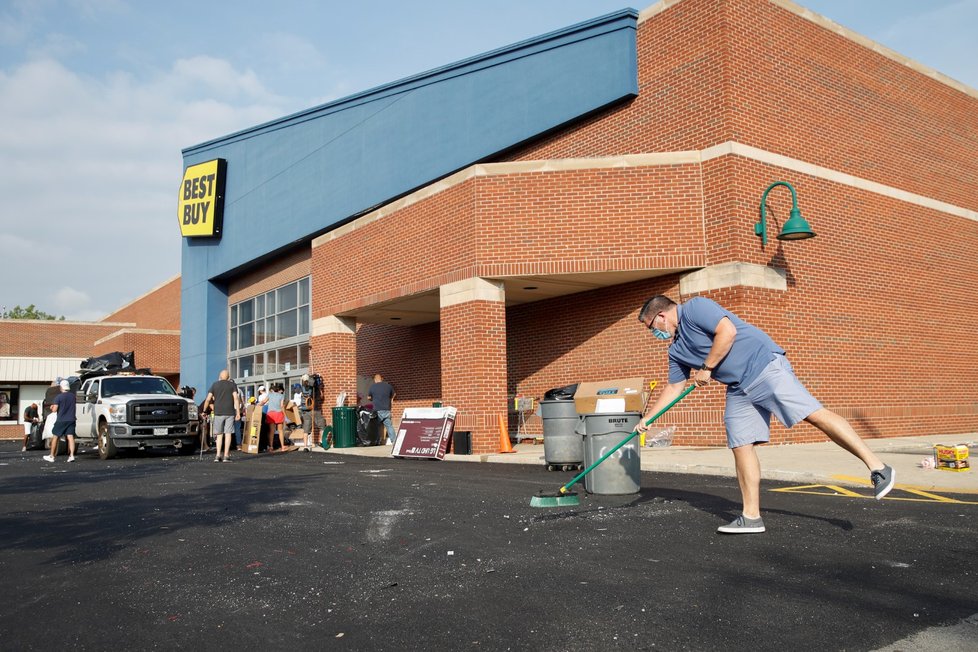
xmin=241 ymin=405 xmax=263 ymax=454
xmin=934 ymin=444 xmax=970 ymax=472
xmin=574 ymin=378 xmax=647 ymax=415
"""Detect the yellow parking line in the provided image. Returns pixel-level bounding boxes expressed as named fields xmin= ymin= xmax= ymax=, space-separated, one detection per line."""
xmin=833 ymin=473 xmax=978 ymax=496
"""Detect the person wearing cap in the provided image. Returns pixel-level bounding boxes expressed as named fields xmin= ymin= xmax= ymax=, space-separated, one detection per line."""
xmin=637 ymin=295 xmax=895 ymax=534
xmin=44 ymin=379 xmax=77 ymax=463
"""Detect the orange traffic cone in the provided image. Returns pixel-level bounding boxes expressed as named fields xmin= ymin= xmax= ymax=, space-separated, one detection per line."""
xmin=498 ymin=414 xmax=515 ymax=453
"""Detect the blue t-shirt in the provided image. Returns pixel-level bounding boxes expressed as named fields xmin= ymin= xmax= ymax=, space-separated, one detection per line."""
xmin=53 ymin=391 xmax=77 ymax=423
xmin=368 ymin=382 xmax=395 ymax=411
xmin=667 ymin=297 xmax=784 ymax=389
xmin=265 ymin=391 xmax=284 ymax=412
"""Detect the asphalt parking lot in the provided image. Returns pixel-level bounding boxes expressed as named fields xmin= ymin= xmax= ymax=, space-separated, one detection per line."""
xmin=1 ymin=442 xmax=976 ymax=651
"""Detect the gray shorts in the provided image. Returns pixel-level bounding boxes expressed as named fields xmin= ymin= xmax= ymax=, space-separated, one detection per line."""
xmin=212 ymin=415 xmax=235 ymax=435
xmin=724 ymin=354 xmax=822 ymax=448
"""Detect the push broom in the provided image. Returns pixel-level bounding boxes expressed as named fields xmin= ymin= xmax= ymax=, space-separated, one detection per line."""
xmin=529 ymin=384 xmax=695 ymax=507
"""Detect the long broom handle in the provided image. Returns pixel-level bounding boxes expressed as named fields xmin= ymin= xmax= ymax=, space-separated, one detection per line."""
xmin=560 ymin=384 xmax=696 ymax=494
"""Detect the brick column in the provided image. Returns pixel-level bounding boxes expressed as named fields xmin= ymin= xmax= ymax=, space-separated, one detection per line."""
xmin=440 ymin=278 xmax=508 ymax=454
xmin=310 ymin=316 xmax=358 ymax=424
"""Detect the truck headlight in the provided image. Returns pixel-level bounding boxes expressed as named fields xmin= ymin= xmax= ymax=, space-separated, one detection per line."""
xmin=107 ymin=405 xmax=127 ymax=422
xmin=188 ymin=403 xmax=198 ymax=419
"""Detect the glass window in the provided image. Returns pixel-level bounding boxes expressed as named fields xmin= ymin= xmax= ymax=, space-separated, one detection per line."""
xmin=229 ymin=276 xmax=311 ymax=386
xmin=278 ymin=284 xmax=297 ymax=311
xmin=277 ymin=309 xmax=297 ymax=339
xmin=238 ymin=355 xmax=253 ymax=378
xmin=279 ymin=346 xmax=298 ymax=371
xmin=239 ymin=322 xmax=254 ymax=349
xmin=239 ymin=298 xmax=253 ymax=324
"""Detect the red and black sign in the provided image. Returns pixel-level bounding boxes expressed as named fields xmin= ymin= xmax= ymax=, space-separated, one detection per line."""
xmin=392 ymin=407 xmax=456 ymax=460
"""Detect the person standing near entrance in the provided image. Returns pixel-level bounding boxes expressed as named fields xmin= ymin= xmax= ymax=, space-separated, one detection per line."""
xmin=637 ymin=295 xmax=895 ymax=534
xmin=201 ymin=370 xmax=240 ymax=462
xmin=44 ymin=380 xmax=77 ymax=463
xmin=264 ymin=383 xmax=289 ymax=453
xmin=367 ymin=374 xmax=397 ymax=446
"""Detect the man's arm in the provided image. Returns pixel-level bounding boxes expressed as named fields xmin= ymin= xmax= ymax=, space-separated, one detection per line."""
xmin=694 ymin=316 xmax=736 ymax=387
xmin=201 ymin=392 xmax=214 ymax=414
xmin=637 ymin=381 xmax=686 ymax=433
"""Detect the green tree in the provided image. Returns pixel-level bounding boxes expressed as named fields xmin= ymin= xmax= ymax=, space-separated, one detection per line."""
xmin=1 ymin=304 xmax=65 ymax=320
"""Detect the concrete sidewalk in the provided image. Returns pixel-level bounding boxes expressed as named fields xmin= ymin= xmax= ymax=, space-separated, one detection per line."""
xmin=321 ymin=434 xmax=978 ymax=494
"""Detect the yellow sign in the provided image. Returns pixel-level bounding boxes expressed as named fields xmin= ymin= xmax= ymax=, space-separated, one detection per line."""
xmin=177 ymin=159 xmax=226 ymax=238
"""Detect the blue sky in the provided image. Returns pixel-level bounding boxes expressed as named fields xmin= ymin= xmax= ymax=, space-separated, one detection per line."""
xmin=1 ymin=0 xmax=975 ymax=320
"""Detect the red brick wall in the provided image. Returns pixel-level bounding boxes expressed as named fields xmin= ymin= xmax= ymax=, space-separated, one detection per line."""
xmin=94 ymin=331 xmax=180 ymax=376
xmin=441 ymin=300 xmax=508 ymax=452
xmin=101 ymin=276 xmax=181 ymax=330
xmin=356 ymin=322 xmax=441 ymax=417
xmin=505 ymin=0 xmax=977 ymax=213
xmin=228 ymin=248 xmax=311 ymax=303
xmin=0 ymin=321 xmax=127 ymax=357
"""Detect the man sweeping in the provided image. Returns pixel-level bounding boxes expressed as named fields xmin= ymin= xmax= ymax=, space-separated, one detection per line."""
xmin=637 ymin=295 xmax=895 ymax=534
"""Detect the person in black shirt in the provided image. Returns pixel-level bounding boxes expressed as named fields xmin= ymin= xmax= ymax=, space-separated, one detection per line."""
xmin=22 ymin=402 xmax=39 ymax=451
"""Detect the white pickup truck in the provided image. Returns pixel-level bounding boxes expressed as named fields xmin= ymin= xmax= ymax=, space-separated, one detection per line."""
xmin=75 ymin=373 xmax=199 ymax=459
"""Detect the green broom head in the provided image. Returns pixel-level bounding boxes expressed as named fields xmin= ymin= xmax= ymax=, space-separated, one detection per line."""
xmin=529 ymin=488 xmax=580 ymax=508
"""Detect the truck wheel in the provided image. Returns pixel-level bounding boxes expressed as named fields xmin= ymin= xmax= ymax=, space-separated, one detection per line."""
xmin=97 ymin=422 xmax=118 ymax=460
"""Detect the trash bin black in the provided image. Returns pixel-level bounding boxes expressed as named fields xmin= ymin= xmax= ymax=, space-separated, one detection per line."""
xmin=332 ymin=407 xmax=357 ymax=448
xmin=356 ymin=408 xmax=383 ymax=446
xmin=452 ymin=431 xmax=472 ymax=455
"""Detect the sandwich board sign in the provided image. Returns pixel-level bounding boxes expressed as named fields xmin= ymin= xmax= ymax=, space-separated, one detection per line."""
xmin=392 ymin=407 xmax=456 ymax=460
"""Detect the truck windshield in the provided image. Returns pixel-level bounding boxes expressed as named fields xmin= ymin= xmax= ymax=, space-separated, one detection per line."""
xmin=102 ymin=377 xmax=177 ymax=397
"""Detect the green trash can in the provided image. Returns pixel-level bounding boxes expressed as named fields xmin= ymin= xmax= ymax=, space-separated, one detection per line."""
xmin=331 ymin=407 xmax=357 ymax=448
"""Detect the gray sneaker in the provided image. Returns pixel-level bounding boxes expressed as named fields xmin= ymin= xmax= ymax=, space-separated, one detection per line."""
xmin=871 ymin=464 xmax=895 ymax=500
xmin=717 ymin=515 xmax=766 ymax=534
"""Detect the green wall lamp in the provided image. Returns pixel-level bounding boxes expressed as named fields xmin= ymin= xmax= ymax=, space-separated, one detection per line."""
xmin=756 ymin=181 xmax=816 ymax=246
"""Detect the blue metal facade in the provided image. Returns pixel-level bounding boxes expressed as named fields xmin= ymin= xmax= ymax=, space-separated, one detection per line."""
xmin=179 ymin=10 xmax=639 ymax=391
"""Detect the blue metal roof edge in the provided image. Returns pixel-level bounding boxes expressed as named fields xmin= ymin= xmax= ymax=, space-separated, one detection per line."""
xmin=182 ymin=8 xmax=639 ymax=156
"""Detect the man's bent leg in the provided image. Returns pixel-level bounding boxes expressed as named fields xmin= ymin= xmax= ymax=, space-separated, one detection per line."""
xmin=805 ymin=408 xmax=883 ymax=471
xmin=731 ymin=444 xmax=762 ymax=519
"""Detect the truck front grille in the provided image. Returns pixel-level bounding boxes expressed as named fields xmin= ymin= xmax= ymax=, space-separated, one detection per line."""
xmin=128 ymin=400 xmax=187 ymax=425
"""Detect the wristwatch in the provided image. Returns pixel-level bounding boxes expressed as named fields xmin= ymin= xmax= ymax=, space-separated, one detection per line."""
xmin=699 ymin=363 xmax=714 ymax=372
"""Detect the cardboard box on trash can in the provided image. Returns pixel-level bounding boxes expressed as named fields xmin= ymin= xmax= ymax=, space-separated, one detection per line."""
xmin=934 ymin=444 xmax=970 ymax=472
xmin=574 ymin=378 xmax=647 ymax=414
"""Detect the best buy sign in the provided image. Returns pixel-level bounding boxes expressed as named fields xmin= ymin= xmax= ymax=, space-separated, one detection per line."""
xmin=177 ymin=159 xmax=226 ymax=238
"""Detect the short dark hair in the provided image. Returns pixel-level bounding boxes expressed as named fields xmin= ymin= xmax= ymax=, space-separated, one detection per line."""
xmin=638 ymin=295 xmax=676 ymax=322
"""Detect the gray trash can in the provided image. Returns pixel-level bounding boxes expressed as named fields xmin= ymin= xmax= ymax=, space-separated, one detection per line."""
xmin=581 ymin=412 xmax=642 ymax=495
xmin=539 ymin=400 xmax=584 ymax=470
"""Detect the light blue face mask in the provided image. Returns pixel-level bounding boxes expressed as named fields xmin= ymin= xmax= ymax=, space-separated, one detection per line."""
xmin=651 ymin=328 xmax=672 ymax=340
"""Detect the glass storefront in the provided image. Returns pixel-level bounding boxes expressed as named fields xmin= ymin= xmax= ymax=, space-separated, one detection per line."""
xmin=229 ymin=277 xmax=310 ymax=398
